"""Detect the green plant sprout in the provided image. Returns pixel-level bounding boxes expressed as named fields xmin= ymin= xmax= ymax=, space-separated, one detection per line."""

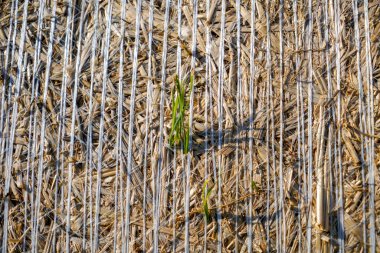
xmin=251 ymin=180 xmax=258 ymax=192
xmin=202 ymin=179 xmax=214 ymax=223
xmin=169 ymin=74 xmax=194 ymax=154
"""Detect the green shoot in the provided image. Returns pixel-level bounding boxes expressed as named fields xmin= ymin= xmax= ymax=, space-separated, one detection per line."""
xmin=251 ymin=180 xmax=258 ymax=193
xmin=202 ymin=179 xmax=214 ymax=223
xmin=169 ymin=74 xmax=194 ymax=154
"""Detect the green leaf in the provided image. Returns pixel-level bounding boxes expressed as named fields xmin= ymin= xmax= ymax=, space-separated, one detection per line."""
xmin=202 ymin=180 xmax=214 ymax=223
xmin=184 ymin=128 xmax=189 ymax=154
xmin=169 ymin=74 xmax=195 ymax=153
xmin=251 ymin=180 xmax=258 ymax=192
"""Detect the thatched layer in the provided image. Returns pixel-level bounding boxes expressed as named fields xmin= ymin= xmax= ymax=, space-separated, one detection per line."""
xmin=0 ymin=0 xmax=379 ymax=252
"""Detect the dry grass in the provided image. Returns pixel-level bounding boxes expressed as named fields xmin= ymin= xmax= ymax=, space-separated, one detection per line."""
xmin=0 ymin=0 xmax=379 ymax=252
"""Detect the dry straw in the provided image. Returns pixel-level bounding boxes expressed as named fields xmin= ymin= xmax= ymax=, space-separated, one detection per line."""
xmin=0 ymin=0 xmax=379 ymax=252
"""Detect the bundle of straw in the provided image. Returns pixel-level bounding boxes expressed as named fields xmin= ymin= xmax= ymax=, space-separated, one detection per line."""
xmin=0 ymin=0 xmax=379 ymax=252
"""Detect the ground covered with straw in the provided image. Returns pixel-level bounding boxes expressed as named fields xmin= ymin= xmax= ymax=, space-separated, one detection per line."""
xmin=0 ymin=0 xmax=379 ymax=252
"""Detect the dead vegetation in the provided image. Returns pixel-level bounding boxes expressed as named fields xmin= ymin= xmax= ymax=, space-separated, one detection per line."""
xmin=0 ymin=0 xmax=379 ymax=252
